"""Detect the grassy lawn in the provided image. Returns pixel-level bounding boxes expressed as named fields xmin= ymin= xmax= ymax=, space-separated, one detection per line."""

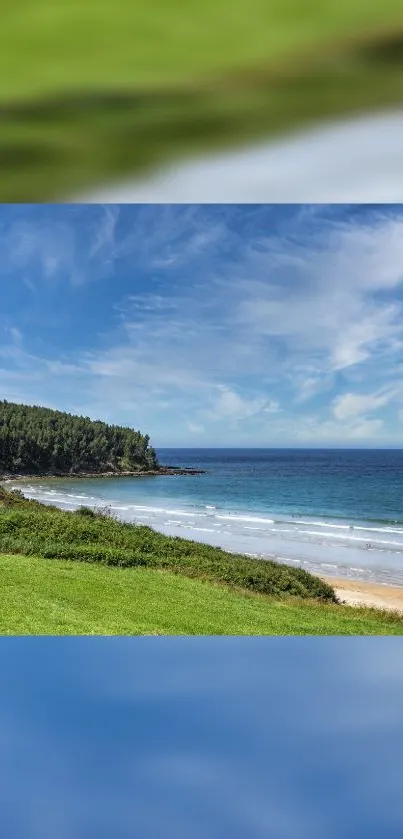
xmin=1 ymin=552 xmax=403 ymax=635
xmin=1 ymin=488 xmax=403 ymax=634
xmin=2 ymin=1 xmax=402 ymax=101
xmin=0 ymin=489 xmax=338 ymax=603
xmin=1 ymin=1 xmax=403 ymax=199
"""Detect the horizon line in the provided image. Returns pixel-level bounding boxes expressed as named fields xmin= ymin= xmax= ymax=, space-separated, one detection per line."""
xmin=155 ymin=445 xmax=403 ymax=450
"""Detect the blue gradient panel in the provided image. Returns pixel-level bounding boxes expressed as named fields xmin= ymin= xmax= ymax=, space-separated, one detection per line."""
xmin=0 ymin=638 xmax=402 ymax=838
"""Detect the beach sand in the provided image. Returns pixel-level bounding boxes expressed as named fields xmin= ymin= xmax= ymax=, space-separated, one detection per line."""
xmin=322 ymin=576 xmax=403 ymax=613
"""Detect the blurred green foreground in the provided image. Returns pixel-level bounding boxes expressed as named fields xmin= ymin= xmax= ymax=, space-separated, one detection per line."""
xmin=1 ymin=0 xmax=403 ymax=200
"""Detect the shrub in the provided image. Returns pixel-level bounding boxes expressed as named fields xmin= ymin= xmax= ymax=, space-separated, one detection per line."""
xmin=0 ymin=487 xmax=337 ymax=603
xmin=74 ymin=506 xmax=96 ymax=517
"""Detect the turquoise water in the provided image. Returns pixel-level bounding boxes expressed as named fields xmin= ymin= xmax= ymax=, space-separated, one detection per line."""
xmin=11 ymin=448 xmax=403 ymax=585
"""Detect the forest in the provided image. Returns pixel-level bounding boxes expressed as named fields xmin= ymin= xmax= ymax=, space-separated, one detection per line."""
xmin=0 ymin=400 xmax=158 ymax=475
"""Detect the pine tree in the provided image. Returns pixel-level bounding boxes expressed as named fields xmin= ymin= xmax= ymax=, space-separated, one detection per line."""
xmin=0 ymin=400 xmax=159 ymax=475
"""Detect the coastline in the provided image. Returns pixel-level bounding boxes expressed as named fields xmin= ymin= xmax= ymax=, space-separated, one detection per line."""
xmin=2 ymin=471 xmax=403 ymax=609
xmin=322 ymin=576 xmax=403 ymax=613
xmin=0 ymin=466 xmax=205 ymax=481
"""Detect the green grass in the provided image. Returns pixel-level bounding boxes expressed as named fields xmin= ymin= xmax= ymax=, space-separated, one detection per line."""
xmin=1 ymin=487 xmax=403 ymax=634
xmin=0 ymin=488 xmax=336 ymax=602
xmin=1 ymin=552 xmax=403 ymax=635
xmin=1 ymin=1 xmax=403 ymax=199
xmin=2 ymin=1 xmax=402 ymax=101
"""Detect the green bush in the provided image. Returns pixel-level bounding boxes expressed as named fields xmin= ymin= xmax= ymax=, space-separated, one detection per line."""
xmin=74 ymin=506 xmax=97 ymax=517
xmin=0 ymin=487 xmax=337 ymax=603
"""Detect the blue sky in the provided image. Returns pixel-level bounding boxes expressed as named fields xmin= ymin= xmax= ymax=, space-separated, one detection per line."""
xmin=1 ymin=203 xmax=403 ymax=447
xmin=1 ymin=638 xmax=403 ymax=838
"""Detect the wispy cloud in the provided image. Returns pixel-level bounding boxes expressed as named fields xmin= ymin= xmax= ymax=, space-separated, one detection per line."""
xmin=187 ymin=422 xmax=206 ymax=435
xmin=2 ymin=204 xmax=403 ymax=445
xmin=0 ymin=205 xmax=120 ymax=289
xmin=232 ymin=213 xmax=403 ymax=378
xmin=88 ymin=205 xmax=120 ymax=261
xmin=208 ymin=387 xmax=280 ymax=423
xmin=332 ymin=387 xmax=399 ymax=421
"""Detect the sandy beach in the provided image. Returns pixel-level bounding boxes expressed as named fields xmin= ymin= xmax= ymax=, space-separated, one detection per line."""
xmin=322 ymin=577 xmax=403 ymax=613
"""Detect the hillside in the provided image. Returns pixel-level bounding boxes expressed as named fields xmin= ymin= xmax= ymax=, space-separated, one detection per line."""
xmin=2 ymin=553 xmax=403 ymax=635
xmin=1 ymin=488 xmax=403 ymax=635
xmin=0 ymin=400 xmax=158 ymax=475
xmin=0 ymin=487 xmax=335 ymax=602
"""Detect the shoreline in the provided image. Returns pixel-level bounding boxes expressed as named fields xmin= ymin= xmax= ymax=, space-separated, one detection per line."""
xmin=321 ymin=576 xmax=403 ymax=613
xmin=0 ymin=466 xmax=205 ymax=481
xmin=2 ymin=477 xmax=403 ymax=610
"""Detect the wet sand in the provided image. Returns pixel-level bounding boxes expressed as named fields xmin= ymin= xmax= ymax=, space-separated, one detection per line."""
xmin=322 ymin=576 xmax=403 ymax=613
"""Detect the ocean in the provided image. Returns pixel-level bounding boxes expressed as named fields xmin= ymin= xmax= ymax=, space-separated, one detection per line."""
xmin=8 ymin=448 xmax=403 ymax=586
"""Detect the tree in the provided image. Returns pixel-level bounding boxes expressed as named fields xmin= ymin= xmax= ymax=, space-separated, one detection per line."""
xmin=0 ymin=400 xmax=159 ymax=475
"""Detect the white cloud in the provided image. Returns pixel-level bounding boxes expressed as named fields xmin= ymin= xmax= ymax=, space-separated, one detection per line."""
xmin=22 ymin=276 xmax=36 ymax=293
xmin=332 ymin=388 xmax=399 ymax=421
xmin=114 ymin=205 xmax=227 ymax=272
xmin=210 ymin=387 xmax=270 ymax=422
xmin=263 ymin=400 xmax=281 ymax=414
xmin=8 ymin=327 xmax=22 ymax=344
xmin=88 ymin=205 xmax=120 ymax=261
xmin=331 ymin=306 xmax=401 ymax=371
xmin=233 ymin=211 xmax=403 ymax=383
xmin=187 ymin=422 xmax=205 ymax=434
xmin=0 ymin=208 xmax=119 ymax=289
xmin=3 ymin=206 xmax=403 ymax=445
xmin=347 ymin=419 xmax=385 ymax=439
xmin=286 ymin=415 xmax=386 ymax=444
xmin=293 ymin=373 xmax=327 ymax=403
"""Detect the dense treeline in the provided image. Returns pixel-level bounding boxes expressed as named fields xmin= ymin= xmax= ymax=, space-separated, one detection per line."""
xmin=0 ymin=400 xmax=158 ymax=475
